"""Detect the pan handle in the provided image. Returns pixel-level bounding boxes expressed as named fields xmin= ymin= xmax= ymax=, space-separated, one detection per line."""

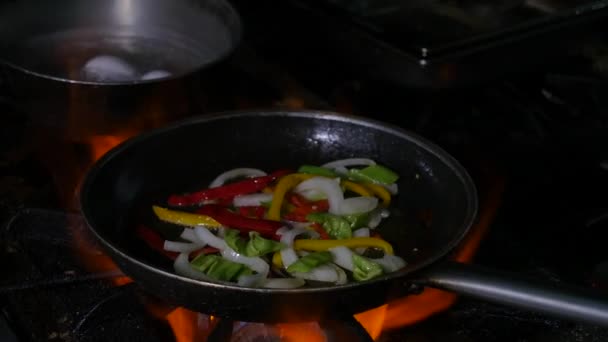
xmin=414 ymin=261 xmax=608 ymax=327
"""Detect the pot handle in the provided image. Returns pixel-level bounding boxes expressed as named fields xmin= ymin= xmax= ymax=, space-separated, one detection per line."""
xmin=414 ymin=261 xmax=608 ymax=327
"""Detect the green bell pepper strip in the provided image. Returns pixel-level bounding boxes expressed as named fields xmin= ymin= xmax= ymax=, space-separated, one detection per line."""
xmin=297 ymin=165 xmax=337 ymax=178
xmin=306 ymin=212 xmax=352 ymax=240
xmin=352 ymin=254 xmax=384 ymax=281
xmin=348 ymin=164 xmax=399 ymax=185
xmin=190 ymin=254 xmax=253 ymax=281
xmin=224 ymin=229 xmax=286 ymax=257
xmin=286 ymin=251 xmax=333 ymax=273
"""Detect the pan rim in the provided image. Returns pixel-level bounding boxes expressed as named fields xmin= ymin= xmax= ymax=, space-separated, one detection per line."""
xmin=80 ymin=109 xmax=479 ymax=294
xmin=0 ymin=0 xmax=242 ymax=86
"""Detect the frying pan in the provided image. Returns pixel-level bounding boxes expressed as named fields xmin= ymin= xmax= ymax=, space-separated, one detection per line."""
xmin=80 ymin=110 xmax=608 ymax=325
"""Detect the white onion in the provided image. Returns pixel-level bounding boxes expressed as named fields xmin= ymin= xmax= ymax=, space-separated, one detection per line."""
xmin=279 ymin=227 xmax=309 ymax=268
xmin=372 ymin=254 xmax=407 ymax=272
xmin=321 ymin=158 xmax=376 ymax=175
xmin=292 ymin=264 xmax=340 ymax=283
xmin=209 ymin=168 xmax=267 ymax=188
xmin=233 ymin=193 xmax=273 ymax=207
xmin=339 ymin=197 xmax=379 ymax=215
xmin=279 ymin=227 xmax=309 ymax=246
xmin=163 ymin=240 xmax=203 ymax=253
xmin=180 ymin=229 xmax=198 ymax=242
xmin=297 ymin=189 xmax=326 ymax=201
xmin=331 ymin=263 xmax=348 ymax=285
xmin=368 ymin=209 xmax=390 ymax=229
xmin=295 ymin=177 xmax=344 ymax=215
xmin=280 ymin=248 xmax=299 ymax=268
xmin=221 ymin=247 xmax=269 ymax=275
xmin=174 ymin=253 xmax=213 ymax=281
xmin=353 ymin=228 xmax=370 ymax=254
xmin=383 ymin=183 xmax=399 ymax=195
xmin=237 ymin=273 xmax=266 ymax=287
xmin=262 ymin=278 xmax=306 ymax=289
xmin=276 ymin=226 xmax=291 ymax=236
xmin=194 ymin=227 xmax=227 ymax=250
xmin=329 ymin=246 xmax=354 ymax=271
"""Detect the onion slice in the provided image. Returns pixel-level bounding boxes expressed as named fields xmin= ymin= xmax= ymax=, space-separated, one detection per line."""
xmin=194 ymin=227 xmax=227 ymax=250
xmin=233 ymin=193 xmax=273 ymax=207
xmin=353 ymin=228 xmax=370 ymax=254
xmin=163 ymin=240 xmax=203 ymax=253
xmin=174 ymin=253 xmax=213 ymax=281
xmin=322 ymin=158 xmax=376 ymax=175
xmin=295 ymin=177 xmax=344 ymax=215
xmin=292 ymin=264 xmax=340 ymax=283
xmin=209 ymin=168 xmax=267 ymax=188
xmin=372 ymin=254 xmax=407 ymax=272
xmin=329 ymin=246 xmax=354 ymax=271
xmin=221 ymin=247 xmax=269 ymax=275
xmin=339 ymin=197 xmax=378 ymax=215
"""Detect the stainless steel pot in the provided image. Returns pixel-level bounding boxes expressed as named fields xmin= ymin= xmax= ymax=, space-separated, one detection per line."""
xmin=0 ymin=0 xmax=241 ymax=133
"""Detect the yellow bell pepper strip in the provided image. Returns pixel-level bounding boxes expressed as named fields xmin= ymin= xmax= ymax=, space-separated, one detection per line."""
xmin=152 ymin=205 xmax=221 ymax=228
xmin=267 ymin=173 xmax=314 ymax=221
xmin=362 ymin=183 xmax=391 ymax=207
xmin=294 ymin=237 xmax=394 ymax=255
xmin=341 ymin=180 xmax=373 ymax=197
xmin=271 ymin=237 xmax=395 ymax=268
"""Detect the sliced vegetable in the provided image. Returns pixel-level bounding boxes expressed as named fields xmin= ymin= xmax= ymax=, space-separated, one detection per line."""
xmin=197 ymin=204 xmax=283 ymax=238
xmin=339 ymin=197 xmax=379 ymax=215
xmin=297 ymin=165 xmax=337 ymax=177
xmin=322 ymin=158 xmax=376 ymax=174
xmin=306 ymin=212 xmax=352 ymax=239
xmin=341 ymin=180 xmax=373 ymax=197
xmin=310 ymin=222 xmax=330 ymax=240
xmin=348 ymin=165 xmax=399 ymax=185
xmin=294 ymin=237 xmax=394 ymax=255
xmin=267 ymin=173 xmax=314 ymax=220
xmin=352 ymin=254 xmax=384 ymax=281
xmin=343 ymin=212 xmax=370 ymax=229
xmin=233 ymin=193 xmax=273 ymax=207
xmin=372 ymin=254 xmax=407 ymax=272
xmin=168 ymin=170 xmax=290 ymax=206
xmin=153 ymin=205 xmax=221 ymax=228
xmin=209 ymin=168 xmax=267 ymax=188
xmin=291 ymin=264 xmax=345 ymax=284
xmin=153 ymin=161 xmax=405 ymax=288
xmin=361 ymin=183 xmax=392 ymax=207
xmin=294 ymin=176 xmax=344 ymax=215
xmin=136 ymin=225 xmax=179 ymax=260
xmin=238 ymin=206 xmax=266 ymax=219
xmin=190 ymin=254 xmax=253 ymax=282
xmin=286 ymin=251 xmax=333 ymax=273
xmin=224 ymin=229 xmax=285 ymax=257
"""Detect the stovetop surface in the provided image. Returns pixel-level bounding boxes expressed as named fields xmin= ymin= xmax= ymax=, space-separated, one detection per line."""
xmin=3 ymin=2 xmax=608 ymax=341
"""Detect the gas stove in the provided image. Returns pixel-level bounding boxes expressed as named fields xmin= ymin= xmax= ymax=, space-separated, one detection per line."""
xmin=3 ymin=1 xmax=608 ymax=341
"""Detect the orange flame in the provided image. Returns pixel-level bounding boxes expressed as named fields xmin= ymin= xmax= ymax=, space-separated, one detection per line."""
xmin=165 ymin=308 xmax=216 ymax=342
xmin=355 ymin=170 xmax=505 ymax=337
xmin=67 ymin=134 xmax=137 ymax=286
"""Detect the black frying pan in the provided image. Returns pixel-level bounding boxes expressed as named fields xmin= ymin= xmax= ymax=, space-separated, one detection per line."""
xmin=80 ymin=110 xmax=608 ymax=325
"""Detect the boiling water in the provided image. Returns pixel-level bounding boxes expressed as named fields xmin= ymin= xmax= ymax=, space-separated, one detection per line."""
xmin=9 ymin=24 xmax=232 ymax=83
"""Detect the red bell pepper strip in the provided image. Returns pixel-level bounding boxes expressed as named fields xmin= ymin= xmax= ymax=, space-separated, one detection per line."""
xmin=196 ymin=204 xmax=283 ymax=239
xmin=310 ymin=222 xmax=330 ymax=240
xmin=238 ymin=206 xmax=266 ymax=219
xmin=284 ymin=193 xmax=329 ymax=221
xmin=168 ymin=169 xmax=292 ymax=207
xmin=136 ymin=225 xmax=179 ymax=260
